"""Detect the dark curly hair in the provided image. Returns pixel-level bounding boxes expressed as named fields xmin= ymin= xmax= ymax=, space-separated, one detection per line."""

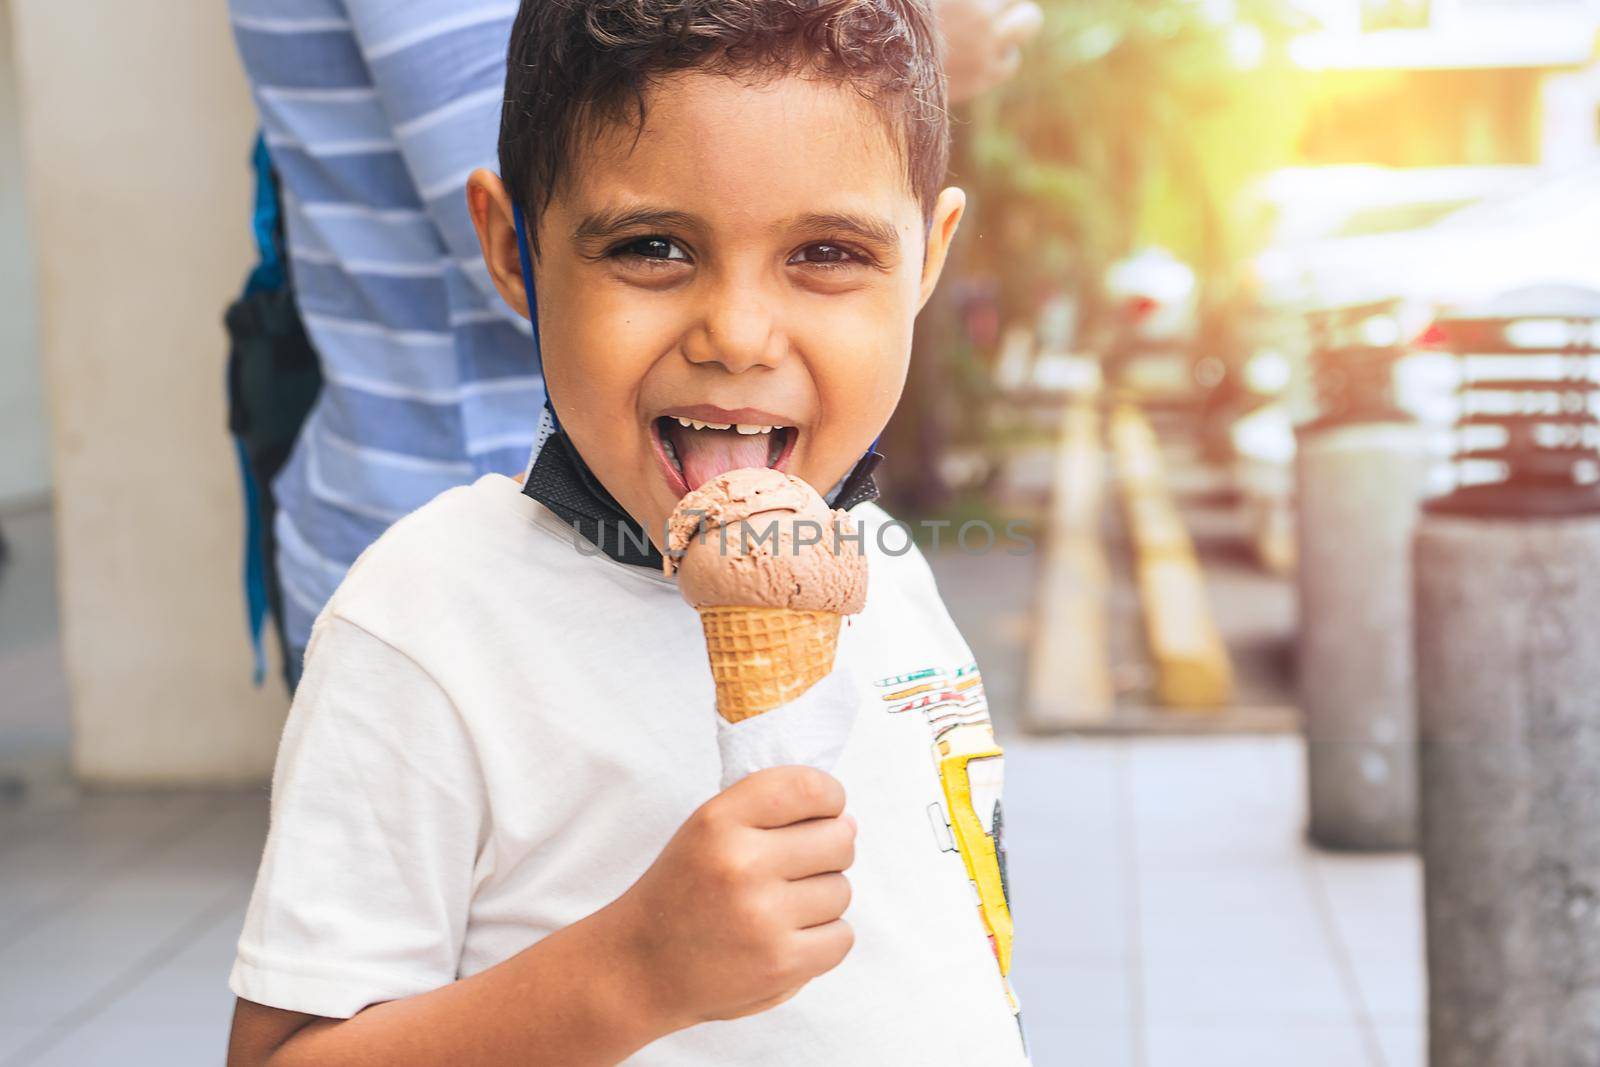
xmin=500 ymin=0 xmax=949 ymax=250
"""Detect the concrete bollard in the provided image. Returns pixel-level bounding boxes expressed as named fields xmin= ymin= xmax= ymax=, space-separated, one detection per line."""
xmin=1415 ymin=294 xmax=1600 ymax=1066
xmin=1416 ymin=513 xmax=1600 ymax=1067
xmin=1297 ymin=421 xmax=1429 ymax=850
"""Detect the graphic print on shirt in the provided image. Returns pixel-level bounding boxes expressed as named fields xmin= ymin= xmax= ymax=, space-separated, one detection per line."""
xmin=877 ymin=663 xmax=1020 ymax=1024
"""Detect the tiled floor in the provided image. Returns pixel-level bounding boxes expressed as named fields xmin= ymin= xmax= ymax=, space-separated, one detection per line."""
xmin=0 ymin=737 xmax=1424 ymax=1067
xmin=0 ymin=791 xmax=263 ymax=1065
xmin=1003 ymin=737 xmax=1425 ymax=1067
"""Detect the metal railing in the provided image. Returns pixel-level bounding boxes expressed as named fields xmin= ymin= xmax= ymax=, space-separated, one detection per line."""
xmin=1305 ymin=299 xmax=1416 ymax=431
xmin=1428 ymin=311 xmax=1600 ymax=517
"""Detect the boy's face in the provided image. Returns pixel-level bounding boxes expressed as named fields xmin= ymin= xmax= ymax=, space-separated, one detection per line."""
xmin=471 ymin=71 xmax=963 ymax=543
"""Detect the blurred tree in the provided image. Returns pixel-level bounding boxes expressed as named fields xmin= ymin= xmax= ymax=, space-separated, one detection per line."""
xmin=964 ymin=0 xmax=1310 ymax=335
xmin=883 ymin=0 xmax=1312 ymax=515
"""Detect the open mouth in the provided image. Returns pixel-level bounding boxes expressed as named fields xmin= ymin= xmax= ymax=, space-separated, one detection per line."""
xmin=652 ymin=415 xmax=797 ymax=494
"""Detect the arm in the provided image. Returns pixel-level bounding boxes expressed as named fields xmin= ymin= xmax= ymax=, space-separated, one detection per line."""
xmin=228 ymin=757 xmax=858 ymax=1067
xmin=228 ymin=896 xmax=666 ymax=1067
xmin=339 ymin=2 xmax=527 ymax=324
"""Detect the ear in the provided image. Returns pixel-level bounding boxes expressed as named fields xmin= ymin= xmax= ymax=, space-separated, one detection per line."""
xmin=917 ymin=187 xmax=967 ymax=313
xmin=466 ymin=169 xmax=532 ymax=320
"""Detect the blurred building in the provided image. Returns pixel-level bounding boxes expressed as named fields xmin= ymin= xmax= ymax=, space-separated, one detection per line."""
xmin=1290 ymin=0 xmax=1600 ymax=166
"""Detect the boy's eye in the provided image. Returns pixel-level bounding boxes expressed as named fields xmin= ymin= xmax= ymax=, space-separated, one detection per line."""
xmin=615 ymin=236 xmax=689 ymax=262
xmin=789 ymin=243 xmax=859 ymax=266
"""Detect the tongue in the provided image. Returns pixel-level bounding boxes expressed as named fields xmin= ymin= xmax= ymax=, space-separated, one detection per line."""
xmin=669 ymin=425 xmax=772 ymax=490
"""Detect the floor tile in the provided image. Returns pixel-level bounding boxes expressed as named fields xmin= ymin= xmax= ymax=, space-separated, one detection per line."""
xmin=0 ymin=796 xmax=216 ymax=946
xmin=1141 ymin=956 xmax=1357 ymax=1025
xmin=1139 ymin=866 xmax=1328 ymax=962
xmin=21 ymin=1020 xmax=230 ymax=1067
xmin=1011 ymin=867 xmax=1130 ymax=967
xmin=1006 ymin=740 xmax=1131 ymax=974
xmin=93 ymin=905 xmax=247 ymax=1026
xmin=1344 ymin=949 xmax=1425 ymax=1027
xmin=1012 ymin=961 xmax=1134 ymax=1030
xmin=1145 ymin=1020 xmax=1375 ymax=1067
xmin=1313 ymin=853 xmax=1423 ymax=937
xmin=0 ymin=800 xmax=258 ymax=1026
xmin=1023 ymin=1022 xmax=1137 ymax=1067
xmin=1312 ymin=853 xmax=1426 ymax=1022
xmin=0 ymin=1024 xmax=39 ymax=1061
xmin=1374 ymin=1021 xmax=1425 ymax=1067
xmin=1128 ymin=739 xmax=1309 ymax=872
xmin=1006 ymin=741 xmax=1126 ymax=853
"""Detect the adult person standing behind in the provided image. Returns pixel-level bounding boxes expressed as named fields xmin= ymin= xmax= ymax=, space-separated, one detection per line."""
xmin=228 ymin=0 xmax=1041 ymax=681
xmin=229 ymin=2 xmax=541 ymax=681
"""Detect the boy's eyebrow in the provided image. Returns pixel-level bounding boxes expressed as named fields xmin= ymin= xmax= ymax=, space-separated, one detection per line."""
xmin=573 ymin=207 xmax=701 ymax=242
xmin=791 ymin=212 xmax=902 ymax=250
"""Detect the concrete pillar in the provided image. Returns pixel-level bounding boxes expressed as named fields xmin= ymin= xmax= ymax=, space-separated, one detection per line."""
xmin=10 ymin=1 xmax=288 ymax=784
xmin=1296 ymin=421 xmax=1429 ymax=850
xmin=1416 ymin=513 xmax=1600 ymax=1067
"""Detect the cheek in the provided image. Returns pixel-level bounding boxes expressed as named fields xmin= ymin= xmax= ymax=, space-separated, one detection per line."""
xmin=797 ymin=290 xmax=916 ymax=422
xmin=537 ymin=271 xmax=678 ymax=420
xmin=795 ymin=297 xmax=913 ymax=492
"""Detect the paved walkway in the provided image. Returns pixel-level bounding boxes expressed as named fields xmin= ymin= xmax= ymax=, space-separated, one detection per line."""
xmin=1006 ymin=737 xmax=1423 ymax=1067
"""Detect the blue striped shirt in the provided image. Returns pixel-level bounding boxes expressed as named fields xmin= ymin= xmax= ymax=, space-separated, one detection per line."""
xmin=229 ymin=1 xmax=543 ymax=651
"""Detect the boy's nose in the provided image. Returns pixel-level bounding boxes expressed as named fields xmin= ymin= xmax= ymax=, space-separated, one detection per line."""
xmin=683 ymin=298 xmax=787 ymax=373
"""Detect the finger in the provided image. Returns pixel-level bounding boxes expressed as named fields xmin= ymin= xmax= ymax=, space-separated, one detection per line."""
xmin=791 ymin=918 xmax=855 ymax=980
xmin=731 ymin=765 xmax=847 ymax=829
xmin=768 ymin=813 xmax=857 ymax=879
xmin=782 ymin=872 xmax=853 ymax=929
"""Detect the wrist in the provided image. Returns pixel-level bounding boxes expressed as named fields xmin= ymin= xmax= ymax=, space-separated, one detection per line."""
xmin=583 ymin=896 xmax=690 ymax=1046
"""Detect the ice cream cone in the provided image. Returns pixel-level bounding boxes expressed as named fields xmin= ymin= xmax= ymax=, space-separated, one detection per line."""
xmin=666 ymin=469 xmax=867 ymax=724
xmin=698 ymin=605 xmax=842 ymax=722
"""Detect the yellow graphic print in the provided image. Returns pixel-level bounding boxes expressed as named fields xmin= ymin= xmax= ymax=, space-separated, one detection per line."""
xmin=878 ymin=663 xmax=1020 ymax=1022
xmin=938 ymin=725 xmax=1013 ymax=974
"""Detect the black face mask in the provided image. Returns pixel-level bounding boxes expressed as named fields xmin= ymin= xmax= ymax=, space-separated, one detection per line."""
xmin=522 ymin=430 xmax=883 ymax=571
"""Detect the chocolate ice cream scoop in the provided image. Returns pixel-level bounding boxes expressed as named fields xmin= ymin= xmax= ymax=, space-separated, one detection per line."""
xmin=665 ymin=468 xmax=868 ymax=614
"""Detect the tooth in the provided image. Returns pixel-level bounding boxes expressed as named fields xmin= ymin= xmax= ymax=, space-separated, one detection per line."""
xmin=702 ymin=421 xmax=731 ymax=430
xmin=693 ymin=420 xmax=709 ymax=430
xmin=676 ymin=417 xmax=694 ymax=428
xmin=736 ymin=424 xmax=771 ymax=435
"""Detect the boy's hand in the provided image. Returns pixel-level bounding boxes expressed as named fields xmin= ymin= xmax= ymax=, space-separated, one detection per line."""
xmin=611 ymin=766 xmax=857 ymax=1029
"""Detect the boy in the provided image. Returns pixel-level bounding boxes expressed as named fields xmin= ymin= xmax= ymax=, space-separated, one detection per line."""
xmin=227 ymin=2 xmax=1028 ymax=1064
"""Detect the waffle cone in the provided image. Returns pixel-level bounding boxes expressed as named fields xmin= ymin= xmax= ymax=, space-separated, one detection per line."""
xmin=698 ymin=605 xmax=842 ymax=723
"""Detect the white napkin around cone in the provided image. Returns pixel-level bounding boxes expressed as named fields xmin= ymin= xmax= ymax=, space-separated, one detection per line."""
xmin=715 ymin=655 xmax=861 ymax=791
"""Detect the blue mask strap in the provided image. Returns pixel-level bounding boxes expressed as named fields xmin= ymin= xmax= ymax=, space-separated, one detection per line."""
xmin=512 ymin=203 xmax=559 ymax=432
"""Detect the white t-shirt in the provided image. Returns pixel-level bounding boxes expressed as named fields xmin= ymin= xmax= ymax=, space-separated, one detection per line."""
xmin=232 ymin=474 xmax=1030 ymax=1065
